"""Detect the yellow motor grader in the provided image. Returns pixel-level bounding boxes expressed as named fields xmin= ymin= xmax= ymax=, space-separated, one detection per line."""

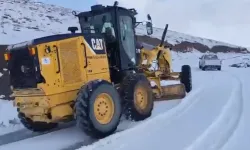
xmin=136 ymin=24 xmax=192 ymax=100
xmin=3 ymin=2 xmax=191 ymax=139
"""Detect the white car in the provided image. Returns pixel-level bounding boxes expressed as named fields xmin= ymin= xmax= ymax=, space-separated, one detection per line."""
xmin=199 ymin=54 xmax=222 ymax=71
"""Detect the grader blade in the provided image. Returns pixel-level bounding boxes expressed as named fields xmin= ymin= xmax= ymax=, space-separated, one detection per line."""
xmin=154 ymin=84 xmax=186 ymax=101
xmin=170 ymin=72 xmax=180 ymax=76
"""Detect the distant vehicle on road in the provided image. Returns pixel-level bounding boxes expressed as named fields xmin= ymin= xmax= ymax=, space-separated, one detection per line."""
xmin=230 ymin=57 xmax=250 ymax=68
xmin=199 ymin=54 xmax=222 ymax=71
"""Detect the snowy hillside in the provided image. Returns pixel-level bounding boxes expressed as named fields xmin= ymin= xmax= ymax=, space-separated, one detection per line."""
xmin=0 ymin=0 xmax=248 ymax=53
xmin=136 ymin=25 xmax=241 ymax=49
xmin=0 ymin=0 xmax=78 ymax=44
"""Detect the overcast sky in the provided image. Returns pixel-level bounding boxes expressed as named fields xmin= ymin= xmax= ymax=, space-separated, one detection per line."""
xmin=40 ymin=0 xmax=250 ymax=48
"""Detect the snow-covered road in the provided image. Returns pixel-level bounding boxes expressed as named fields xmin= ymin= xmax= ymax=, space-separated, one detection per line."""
xmin=78 ymin=69 xmax=243 ymax=150
xmin=221 ymin=68 xmax=249 ymax=150
xmin=0 ymin=99 xmax=180 ymax=150
xmin=0 ymin=53 xmax=248 ymax=150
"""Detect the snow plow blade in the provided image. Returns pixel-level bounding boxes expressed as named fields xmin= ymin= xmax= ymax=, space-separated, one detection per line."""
xmin=154 ymin=84 xmax=186 ymax=101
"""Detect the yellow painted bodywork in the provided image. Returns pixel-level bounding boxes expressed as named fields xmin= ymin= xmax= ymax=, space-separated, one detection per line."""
xmin=138 ymin=45 xmax=185 ymax=100
xmin=93 ymin=93 xmax=115 ymax=125
xmin=13 ymin=36 xmax=111 ymax=123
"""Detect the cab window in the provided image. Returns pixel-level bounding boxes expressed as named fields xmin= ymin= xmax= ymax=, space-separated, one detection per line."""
xmin=119 ymin=15 xmax=136 ymax=64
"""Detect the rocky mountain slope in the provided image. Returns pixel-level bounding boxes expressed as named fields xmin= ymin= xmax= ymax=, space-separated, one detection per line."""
xmin=0 ymin=0 xmax=249 ymax=53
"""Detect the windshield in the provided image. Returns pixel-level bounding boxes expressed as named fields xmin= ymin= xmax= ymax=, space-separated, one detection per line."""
xmin=205 ymin=55 xmax=218 ymax=60
xmin=79 ymin=12 xmax=112 ymax=34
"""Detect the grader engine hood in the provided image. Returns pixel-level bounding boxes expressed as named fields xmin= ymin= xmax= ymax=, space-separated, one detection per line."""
xmin=5 ymin=41 xmax=43 ymax=89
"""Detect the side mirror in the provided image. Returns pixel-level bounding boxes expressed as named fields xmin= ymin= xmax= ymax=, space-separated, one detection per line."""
xmin=146 ymin=22 xmax=153 ymax=35
xmin=72 ymin=11 xmax=77 ymax=16
xmin=68 ymin=27 xmax=78 ymax=33
xmin=147 ymin=14 xmax=152 ymax=21
xmin=114 ymin=1 xmax=119 ymax=6
xmin=146 ymin=14 xmax=153 ymax=35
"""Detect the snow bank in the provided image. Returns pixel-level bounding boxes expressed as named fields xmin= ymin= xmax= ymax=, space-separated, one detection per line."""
xmin=0 ymin=99 xmax=23 ymax=135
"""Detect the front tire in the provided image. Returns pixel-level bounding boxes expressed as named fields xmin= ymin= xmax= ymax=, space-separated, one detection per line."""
xmin=120 ymin=74 xmax=154 ymax=121
xmin=180 ymin=65 xmax=192 ymax=93
xmin=18 ymin=113 xmax=58 ymax=132
xmin=75 ymin=80 xmax=122 ymax=139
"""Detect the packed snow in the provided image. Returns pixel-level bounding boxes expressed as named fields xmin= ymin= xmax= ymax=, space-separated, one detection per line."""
xmin=0 ymin=0 xmax=250 ymax=150
xmin=0 ymin=51 xmax=249 ymax=150
xmin=76 ymin=53 xmax=248 ymax=150
xmin=0 ymin=100 xmax=23 ymax=135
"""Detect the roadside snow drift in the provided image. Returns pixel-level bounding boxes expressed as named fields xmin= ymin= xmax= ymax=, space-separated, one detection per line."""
xmin=0 ymin=100 xmax=23 ymax=135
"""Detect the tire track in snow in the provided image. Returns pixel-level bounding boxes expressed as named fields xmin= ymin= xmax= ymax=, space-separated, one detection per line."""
xmin=219 ymin=68 xmax=249 ymax=150
xmin=0 ymin=121 xmax=75 ymax=146
xmin=0 ymin=70 xmax=208 ymax=149
xmin=185 ymin=73 xmax=243 ymax=150
xmin=0 ymin=100 xmax=181 ymax=149
xmin=75 ymin=86 xmax=207 ymax=150
xmin=61 ymin=87 xmax=205 ymax=150
xmin=77 ymin=71 xmax=236 ymax=150
xmin=60 ymin=129 xmax=125 ymax=150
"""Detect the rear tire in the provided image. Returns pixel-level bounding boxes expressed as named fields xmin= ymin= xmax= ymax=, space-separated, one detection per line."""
xmin=218 ymin=66 xmax=221 ymax=71
xmin=18 ymin=113 xmax=58 ymax=132
xmin=202 ymin=66 xmax=206 ymax=71
xmin=75 ymin=80 xmax=122 ymax=139
xmin=180 ymin=65 xmax=192 ymax=93
xmin=120 ymin=73 xmax=154 ymax=121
